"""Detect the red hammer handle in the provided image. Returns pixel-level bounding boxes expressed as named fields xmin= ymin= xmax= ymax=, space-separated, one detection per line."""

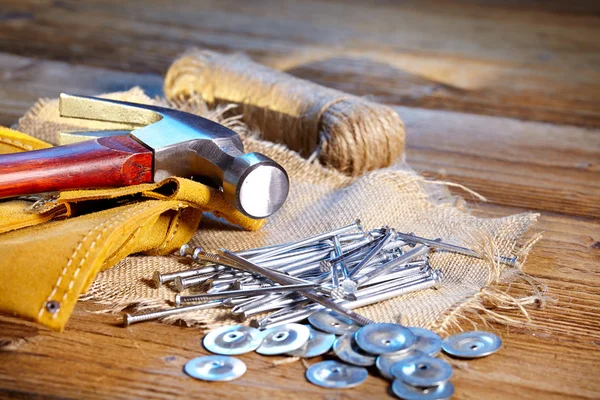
xmin=0 ymin=135 xmax=154 ymax=199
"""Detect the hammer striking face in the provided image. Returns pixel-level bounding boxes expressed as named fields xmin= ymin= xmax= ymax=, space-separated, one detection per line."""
xmin=0 ymin=94 xmax=289 ymax=219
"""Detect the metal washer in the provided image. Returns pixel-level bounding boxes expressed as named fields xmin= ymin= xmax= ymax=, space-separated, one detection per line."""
xmin=256 ymin=323 xmax=310 ymax=355
xmin=203 ymin=325 xmax=264 ymax=355
xmin=376 ymin=349 xmax=426 ymax=380
xmin=332 ymin=334 xmax=376 ymax=366
xmin=442 ymin=330 xmax=502 ymax=358
xmin=408 ymin=327 xmax=443 ymax=357
xmin=184 ymin=355 xmax=246 ymax=381
xmin=390 ymin=354 xmax=453 ymax=387
xmin=392 ymin=379 xmax=455 ymax=400
xmin=306 ymin=360 xmax=368 ymax=389
xmin=354 ymin=323 xmax=416 ymax=354
xmin=287 ymin=325 xmax=336 ymax=358
xmin=308 ymin=310 xmax=359 ymax=335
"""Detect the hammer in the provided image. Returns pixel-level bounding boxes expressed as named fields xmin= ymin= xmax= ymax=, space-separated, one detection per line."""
xmin=0 ymin=94 xmax=289 ymax=219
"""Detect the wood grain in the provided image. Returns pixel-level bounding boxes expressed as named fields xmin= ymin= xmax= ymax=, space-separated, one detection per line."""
xmin=400 ymin=106 xmax=600 ymax=218
xmin=0 ymin=135 xmax=153 ymax=197
xmin=1 ymin=0 xmax=599 ymax=127
xmin=0 ymin=1 xmax=598 ymax=399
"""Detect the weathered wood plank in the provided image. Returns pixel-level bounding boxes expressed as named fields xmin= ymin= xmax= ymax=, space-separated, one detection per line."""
xmin=1 ymin=206 xmax=598 ymax=399
xmin=400 ymin=106 xmax=600 ymax=218
xmin=0 ymin=0 xmax=599 ymax=126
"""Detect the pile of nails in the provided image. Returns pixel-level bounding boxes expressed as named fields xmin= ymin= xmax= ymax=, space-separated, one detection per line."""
xmin=184 ymin=312 xmax=502 ymax=400
xmin=126 ymin=219 xmax=515 ymax=328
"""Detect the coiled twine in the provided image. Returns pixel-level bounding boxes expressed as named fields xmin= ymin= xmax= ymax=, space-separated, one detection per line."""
xmin=164 ymin=49 xmax=405 ymax=176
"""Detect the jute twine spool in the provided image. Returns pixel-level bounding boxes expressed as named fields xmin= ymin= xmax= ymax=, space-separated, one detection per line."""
xmin=164 ymin=49 xmax=405 ymax=176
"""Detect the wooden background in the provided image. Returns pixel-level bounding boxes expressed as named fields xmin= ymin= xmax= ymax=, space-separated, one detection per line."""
xmin=0 ymin=0 xmax=599 ymax=398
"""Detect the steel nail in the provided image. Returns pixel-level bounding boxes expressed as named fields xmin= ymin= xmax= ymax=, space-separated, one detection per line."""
xmin=394 ymin=232 xmax=517 ymax=267
xmin=207 ymin=283 xmax=234 ymax=293
xmin=353 ymin=245 xmax=430 ymax=287
xmin=248 ymin=243 xmax=332 ymax=263
xmin=123 ymin=300 xmax=224 ymax=326
xmin=237 ymin=296 xmax=305 ymax=319
xmin=358 ymin=260 xmax=427 ymax=286
xmin=331 ymin=236 xmax=349 ymax=286
xmin=249 ymin=219 xmax=362 ymax=262
xmin=175 ymin=282 xmax=317 ymax=305
xmin=353 ymin=268 xmax=433 ymax=298
xmin=347 ymin=228 xmax=395 ymax=278
xmin=174 ymin=274 xmax=216 ymax=292
xmin=347 ymin=270 xmax=442 ymax=309
xmin=153 ymin=265 xmax=224 ymax=288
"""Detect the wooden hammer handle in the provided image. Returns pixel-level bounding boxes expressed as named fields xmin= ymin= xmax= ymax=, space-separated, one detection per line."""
xmin=0 ymin=135 xmax=154 ymax=199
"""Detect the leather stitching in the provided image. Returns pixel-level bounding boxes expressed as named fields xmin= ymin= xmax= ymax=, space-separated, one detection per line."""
xmin=159 ymin=203 xmax=186 ymax=251
xmin=0 ymin=137 xmax=34 ymax=151
xmin=38 ymin=202 xmax=151 ymax=320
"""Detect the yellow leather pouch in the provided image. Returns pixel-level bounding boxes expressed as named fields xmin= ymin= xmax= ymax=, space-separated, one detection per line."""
xmin=0 ymin=126 xmax=265 ymax=331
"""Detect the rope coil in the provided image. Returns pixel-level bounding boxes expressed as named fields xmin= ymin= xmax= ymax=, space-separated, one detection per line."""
xmin=164 ymin=49 xmax=406 ymax=176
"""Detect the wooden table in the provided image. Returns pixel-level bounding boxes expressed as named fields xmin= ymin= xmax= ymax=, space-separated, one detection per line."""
xmin=1 ymin=1 xmax=599 ymax=398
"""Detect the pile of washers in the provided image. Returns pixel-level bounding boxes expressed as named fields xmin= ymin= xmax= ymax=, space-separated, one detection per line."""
xmin=184 ymin=311 xmax=502 ymax=399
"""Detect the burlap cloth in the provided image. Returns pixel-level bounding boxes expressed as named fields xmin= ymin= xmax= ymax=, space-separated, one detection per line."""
xmin=15 ymin=88 xmax=542 ymax=333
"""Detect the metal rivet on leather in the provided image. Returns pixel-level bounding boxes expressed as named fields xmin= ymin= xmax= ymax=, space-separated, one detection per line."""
xmin=203 ymin=325 xmax=264 ymax=355
xmin=256 ymin=323 xmax=310 ymax=355
xmin=332 ymin=334 xmax=376 ymax=366
xmin=45 ymin=300 xmax=61 ymax=314
xmin=286 ymin=325 xmax=336 ymax=358
xmin=184 ymin=355 xmax=246 ymax=381
xmin=354 ymin=323 xmax=416 ymax=354
xmin=442 ymin=330 xmax=502 ymax=358
xmin=390 ymin=354 xmax=453 ymax=387
xmin=391 ymin=379 xmax=455 ymax=400
xmin=306 ymin=360 xmax=368 ymax=389
xmin=408 ymin=327 xmax=443 ymax=357
xmin=376 ymin=349 xmax=426 ymax=380
xmin=308 ymin=310 xmax=359 ymax=335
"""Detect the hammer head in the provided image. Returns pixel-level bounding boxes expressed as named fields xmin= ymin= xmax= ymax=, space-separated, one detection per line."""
xmin=59 ymin=94 xmax=289 ymax=219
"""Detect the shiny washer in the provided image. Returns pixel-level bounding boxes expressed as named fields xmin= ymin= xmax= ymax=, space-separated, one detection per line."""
xmin=354 ymin=323 xmax=416 ymax=354
xmin=256 ymin=323 xmax=310 ymax=355
xmin=306 ymin=360 xmax=368 ymax=389
xmin=391 ymin=379 xmax=455 ymax=400
xmin=408 ymin=327 xmax=443 ymax=357
xmin=376 ymin=349 xmax=426 ymax=380
xmin=203 ymin=325 xmax=264 ymax=355
xmin=332 ymin=334 xmax=376 ymax=366
xmin=308 ymin=310 xmax=360 ymax=335
xmin=391 ymin=354 xmax=453 ymax=387
xmin=287 ymin=325 xmax=336 ymax=358
xmin=442 ymin=330 xmax=502 ymax=358
xmin=184 ymin=355 xmax=246 ymax=381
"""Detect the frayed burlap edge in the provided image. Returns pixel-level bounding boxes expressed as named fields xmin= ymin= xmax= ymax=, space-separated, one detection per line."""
xmin=432 ymin=232 xmax=549 ymax=334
